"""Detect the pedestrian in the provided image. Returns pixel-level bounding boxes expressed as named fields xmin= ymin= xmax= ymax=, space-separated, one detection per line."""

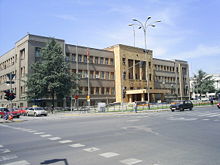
xmin=51 ymin=105 xmax=54 ymax=114
xmin=134 ymin=102 xmax=138 ymax=113
xmin=210 ymin=97 xmax=214 ymax=106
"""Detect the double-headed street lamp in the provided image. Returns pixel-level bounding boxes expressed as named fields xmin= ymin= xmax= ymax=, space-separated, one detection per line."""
xmin=132 ymin=16 xmax=161 ymax=104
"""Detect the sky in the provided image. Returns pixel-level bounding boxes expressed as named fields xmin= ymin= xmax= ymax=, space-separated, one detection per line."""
xmin=0 ymin=0 xmax=220 ymax=77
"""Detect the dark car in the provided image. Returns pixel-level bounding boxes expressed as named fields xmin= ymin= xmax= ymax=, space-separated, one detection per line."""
xmin=170 ymin=100 xmax=193 ymax=112
xmin=217 ymin=102 xmax=220 ymax=109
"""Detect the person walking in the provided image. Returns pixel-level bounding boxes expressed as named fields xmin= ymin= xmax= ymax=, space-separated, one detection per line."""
xmin=134 ymin=101 xmax=138 ymax=113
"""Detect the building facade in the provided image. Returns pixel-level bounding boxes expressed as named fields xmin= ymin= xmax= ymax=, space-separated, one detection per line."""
xmin=0 ymin=34 xmax=190 ymax=107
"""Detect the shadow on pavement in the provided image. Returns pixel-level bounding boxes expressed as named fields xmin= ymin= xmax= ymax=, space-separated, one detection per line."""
xmin=40 ymin=158 xmax=69 ymax=165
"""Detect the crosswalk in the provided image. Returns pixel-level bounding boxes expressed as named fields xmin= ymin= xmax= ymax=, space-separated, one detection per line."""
xmin=169 ymin=111 xmax=220 ymax=121
xmin=0 ymin=124 xmax=144 ymax=165
xmin=0 ymin=145 xmax=30 ymax=165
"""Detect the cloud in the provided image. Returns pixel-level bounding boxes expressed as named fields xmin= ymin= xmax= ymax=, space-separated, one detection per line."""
xmin=172 ymin=44 xmax=220 ymax=59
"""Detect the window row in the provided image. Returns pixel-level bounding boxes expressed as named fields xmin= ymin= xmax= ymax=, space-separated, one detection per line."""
xmin=66 ymin=53 xmax=114 ymax=65
xmin=72 ymin=69 xmax=115 ymax=80
xmin=155 ymin=76 xmax=176 ymax=83
xmin=79 ymin=87 xmax=115 ymax=95
xmin=0 ymin=56 xmax=16 ymax=71
xmin=154 ymin=64 xmax=175 ymax=72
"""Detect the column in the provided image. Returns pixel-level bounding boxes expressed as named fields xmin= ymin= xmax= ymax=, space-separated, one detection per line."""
xmin=133 ymin=60 xmax=136 ymax=80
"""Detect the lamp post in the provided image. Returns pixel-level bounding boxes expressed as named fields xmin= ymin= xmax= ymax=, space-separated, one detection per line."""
xmin=128 ymin=24 xmax=136 ymax=47
xmin=132 ymin=17 xmax=161 ymax=104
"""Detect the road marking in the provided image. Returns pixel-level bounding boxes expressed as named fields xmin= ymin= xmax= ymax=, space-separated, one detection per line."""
xmin=59 ymin=140 xmax=72 ymax=144
xmin=2 ymin=160 xmax=30 ymax=165
xmin=203 ymin=119 xmax=210 ymax=121
xmin=206 ymin=114 xmax=220 ymax=117
xmin=0 ymin=148 xmax=11 ymax=153
xmin=26 ymin=130 xmax=37 ymax=133
xmin=99 ymin=152 xmax=120 ymax=158
xmin=120 ymin=158 xmax=143 ymax=165
xmin=0 ymin=145 xmax=3 ymax=148
xmin=40 ymin=134 xmax=52 ymax=137
xmin=49 ymin=137 xmax=61 ymax=140
xmin=69 ymin=143 xmax=85 ymax=148
xmin=0 ymin=154 xmax=18 ymax=162
xmin=34 ymin=132 xmax=45 ymax=134
xmin=83 ymin=147 xmax=100 ymax=152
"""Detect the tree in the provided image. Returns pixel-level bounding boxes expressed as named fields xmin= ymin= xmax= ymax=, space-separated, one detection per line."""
xmin=193 ymin=70 xmax=215 ymax=98
xmin=27 ymin=39 xmax=79 ymax=107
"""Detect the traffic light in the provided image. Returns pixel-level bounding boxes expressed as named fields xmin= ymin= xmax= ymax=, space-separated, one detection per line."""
xmin=3 ymin=90 xmax=16 ymax=100
xmin=4 ymin=90 xmax=10 ymax=100
xmin=9 ymin=92 xmax=16 ymax=100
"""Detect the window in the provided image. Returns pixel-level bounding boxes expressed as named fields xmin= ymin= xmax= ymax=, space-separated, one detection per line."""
xmin=95 ymin=57 xmax=99 ymax=64
xmin=35 ymin=47 xmax=41 ymax=57
xmin=91 ymin=87 xmax=94 ymax=95
xmin=95 ymin=71 xmax=99 ymax=78
xmin=20 ymin=49 xmax=25 ymax=60
xmin=105 ymin=58 xmax=109 ymax=65
xmin=123 ymin=72 xmax=126 ymax=80
xmin=100 ymin=57 xmax=104 ymax=64
xmin=89 ymin=56 xmax=93 ymax=63
xmin=101 ymin=87 xmax=105 ymax=94
xmin=83 ymin=56 xmax=87 ymax=63
xmin=122 ymin=58 xmax=126 ymax=65
xmin=106 ymin=72 xmax=109 ymax=80
xmin=90 ymin=71 xmax=94 ymax=79
xmin=110 ymin=59 xmax=114 ymax=65
xmin=106 ymin=88 xmax=110 ymax=95
xmin=72 ymin=54 xmax=76 ymax=61
xmin=111 ymin=72 xmax=114 ymax=79
xmin=96 ymin=87 xmax=99 ymax=94
xmin=78 ymin=55 xmax=82 ymax=62
xmin=101 ymin=71 xmax=105 ymax=79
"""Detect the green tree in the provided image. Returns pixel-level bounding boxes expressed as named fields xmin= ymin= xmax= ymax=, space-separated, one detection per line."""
xmin=27 ymin=39 xmax=79 ymax=107
xmin=193 ymin=70 xmax=215 ymax=98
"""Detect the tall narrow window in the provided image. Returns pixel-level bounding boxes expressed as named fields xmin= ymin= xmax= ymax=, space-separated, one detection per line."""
xmin=100 ymin=57 xmax=104 ymax=64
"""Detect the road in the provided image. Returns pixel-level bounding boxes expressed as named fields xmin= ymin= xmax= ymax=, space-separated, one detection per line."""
xmin=0 ymin=106 xmax=220 ymax=165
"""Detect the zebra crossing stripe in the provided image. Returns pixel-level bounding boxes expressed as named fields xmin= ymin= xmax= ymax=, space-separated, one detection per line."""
xmin=99 ymin=152 xmax=120 ymax=158
xmin=83 ymin=147 xmax=100 ymax=152
xmin=2 ymin=160 xmax=30 ymax=165
xmin=0 ymin=154 xmax=18 ymax=162
xmin=49 ymin=137 xmax=61 ymax=140
xmin=59 ymin=140 xmax=72 ymax=144
xmin=120 ymin=158 xmax=143 ymax=165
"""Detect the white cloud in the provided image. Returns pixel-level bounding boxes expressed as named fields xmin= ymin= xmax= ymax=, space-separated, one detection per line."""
xmin=172 ymin=44 xmax=220 ymax=59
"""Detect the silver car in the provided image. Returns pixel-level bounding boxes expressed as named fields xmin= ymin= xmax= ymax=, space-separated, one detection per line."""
xmin=27 ymin=107 xmax=48 ymax=117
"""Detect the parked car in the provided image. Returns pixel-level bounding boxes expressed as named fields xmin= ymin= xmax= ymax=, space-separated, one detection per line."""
xmin=217 ymin=102 xmax=220 ymax=109
xmin=27 ymin=107 xmax=48 ymax=117
xmin=17 ymin=107 xmax=28 ymax=115
xmin=0 ymin=107 xmax=20 ymax=118
xmin=8 ymin=108 xmax=21 ymax=118
xmin=170 ymin=100 xmax=193 ymax=112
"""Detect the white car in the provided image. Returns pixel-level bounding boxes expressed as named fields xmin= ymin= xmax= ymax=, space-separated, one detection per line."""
xmin=27 ymin=107 xmax=48 ymax=117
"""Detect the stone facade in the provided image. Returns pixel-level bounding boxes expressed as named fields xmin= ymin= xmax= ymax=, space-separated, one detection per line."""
xmin=0 ymin=34 xmax=190 ymax=107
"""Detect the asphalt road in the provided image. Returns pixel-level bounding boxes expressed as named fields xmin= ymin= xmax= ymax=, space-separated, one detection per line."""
xmin=0 ymin=106 xmax=220 ymax=165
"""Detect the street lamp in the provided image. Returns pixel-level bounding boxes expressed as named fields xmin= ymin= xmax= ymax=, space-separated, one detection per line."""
xmin=132 ymin=17 xmax=161 ymax=104
xmin=128 ymin=24 xmax=137 ymax=47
